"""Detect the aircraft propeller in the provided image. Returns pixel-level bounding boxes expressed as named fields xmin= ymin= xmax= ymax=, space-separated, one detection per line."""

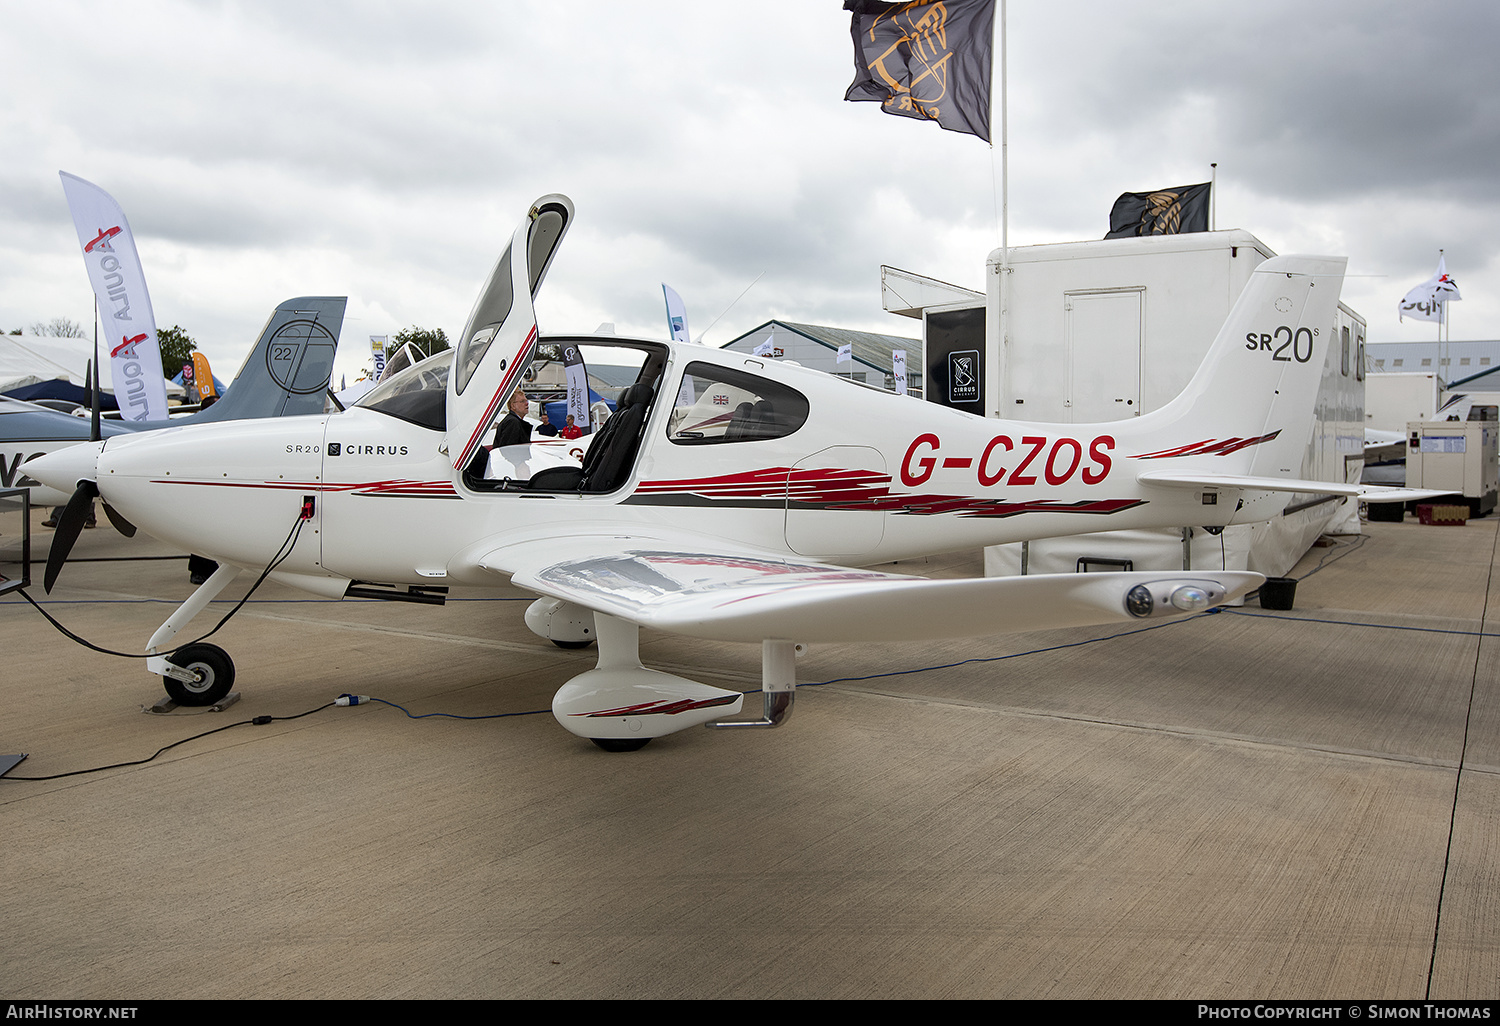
xmin=41 ymin=360 xmax=137 ymax=593
xmin=44 ymin=478 xmax=100 ymax=593
xmin=100 ymin=501 xmax=137 ymax=538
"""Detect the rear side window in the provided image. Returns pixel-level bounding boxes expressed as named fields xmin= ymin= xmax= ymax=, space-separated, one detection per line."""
xmin=668 ymin=362 xmax=808 ymax=444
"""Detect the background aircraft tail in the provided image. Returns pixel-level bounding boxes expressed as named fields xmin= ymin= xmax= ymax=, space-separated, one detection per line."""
xmin=187 ymin=296 xmax=345 ymax=424
xmin=1126 ymin=254 xmax=1346 ymax=480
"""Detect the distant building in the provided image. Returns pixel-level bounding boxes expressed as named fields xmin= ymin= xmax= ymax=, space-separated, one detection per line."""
xmin=722 ymin=319 xmax=922 ymax=395
xmin=1366 ymin=340 xmax=1500 ymax=379
xmin=1363 ymin=341 xmax=1500 ymax=430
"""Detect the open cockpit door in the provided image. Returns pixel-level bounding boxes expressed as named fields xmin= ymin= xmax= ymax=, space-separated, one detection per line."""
xmin=447 ymin=194 xmax=573 ymax=474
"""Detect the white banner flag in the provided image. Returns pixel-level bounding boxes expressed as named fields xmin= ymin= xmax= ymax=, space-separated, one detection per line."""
xmin=837 ymin=343 xmax=852 ymax=364
xmin=59 ymin=172 xmax=170 ymax=421
xmin=1399 ymin=256 xmax=1462 ymax=323
xmin=752 ymin=337 xmax=774 ymax=357
xmin=371 ymin=334 xmax=388 ymax=380
xmin=892 ymin=349 xmax=907 ymax=394
xmin=662 ymin=284 xmax=692 ymax=343
xmin=563 ymin=342 xmax=591 ymax=431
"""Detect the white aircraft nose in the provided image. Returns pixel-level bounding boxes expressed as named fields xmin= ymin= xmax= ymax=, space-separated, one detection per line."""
xmin=25 ymin=440 xmax=104 ymax=493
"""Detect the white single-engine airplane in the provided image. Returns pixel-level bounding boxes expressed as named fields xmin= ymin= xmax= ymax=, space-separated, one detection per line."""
xmin=28 ymin=196 xmax=1394 ymax=750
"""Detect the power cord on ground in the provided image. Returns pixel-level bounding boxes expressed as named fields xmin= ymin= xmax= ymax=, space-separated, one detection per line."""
xmin=17 ymin=510 xmax=308 ymax=661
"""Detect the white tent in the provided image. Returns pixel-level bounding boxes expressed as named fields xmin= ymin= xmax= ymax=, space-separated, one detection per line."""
xmin=0 ymin=334 xmax=86 ymax=391
xmin=0 ymin=333 xmax=181 ymax=396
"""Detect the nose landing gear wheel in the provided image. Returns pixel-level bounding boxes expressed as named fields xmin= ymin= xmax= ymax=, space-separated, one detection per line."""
xmin=164 ymin=643 xmax=235 ymax=706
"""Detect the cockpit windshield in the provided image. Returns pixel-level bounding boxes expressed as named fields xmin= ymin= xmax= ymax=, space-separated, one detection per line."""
xmin=356 ymin=340 xmax=668 ymax=436
xmin=357 ymin=351 xmax=451 ymax=430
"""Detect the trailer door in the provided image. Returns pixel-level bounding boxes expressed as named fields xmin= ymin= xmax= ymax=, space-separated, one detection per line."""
xmin=1064 ymin=288 xmax=1142 ymax=422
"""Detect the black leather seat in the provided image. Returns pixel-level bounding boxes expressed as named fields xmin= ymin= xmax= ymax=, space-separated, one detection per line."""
xmin=524 ymin=381 xmax=655 ymax=493
xmin=579 ymin=382 xmax=654 ymax=492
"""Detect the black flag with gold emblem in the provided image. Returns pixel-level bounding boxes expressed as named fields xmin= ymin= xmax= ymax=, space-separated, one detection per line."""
xmin=844 ymin=0 xmax=996 ymax=143
xmin=1105 ymin=183 xmax=1212 ymax=239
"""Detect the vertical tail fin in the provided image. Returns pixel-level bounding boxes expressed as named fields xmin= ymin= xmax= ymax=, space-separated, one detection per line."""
xmin=1127 ymin=255 xmax=1346 ymax=480
xmin=187 ymin=296 xmax=345 ymax=424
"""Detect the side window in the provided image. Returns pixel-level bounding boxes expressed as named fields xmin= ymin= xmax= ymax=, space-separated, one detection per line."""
xmin=1341 ymin=326 xmax=1350 ymax=376
xmin=668 ymin=362 xmax=809 ymax=444
xmin=1356 ymin=334 xmax=1365 ymax=382
xmin=453 ymin=248 xmax=513 ymax=396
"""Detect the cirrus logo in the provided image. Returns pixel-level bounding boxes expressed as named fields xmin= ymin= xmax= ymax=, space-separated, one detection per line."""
xmin=327 ymin=442 xmax=409 ymax=457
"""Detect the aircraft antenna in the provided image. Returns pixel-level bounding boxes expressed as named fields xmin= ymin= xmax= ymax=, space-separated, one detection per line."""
xmin=696 ymin=271 xmax=765 ymax=345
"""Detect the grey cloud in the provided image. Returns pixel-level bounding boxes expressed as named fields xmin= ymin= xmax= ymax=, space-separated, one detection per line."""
xmin=4 ymin=0 xmax=1497 ymax=362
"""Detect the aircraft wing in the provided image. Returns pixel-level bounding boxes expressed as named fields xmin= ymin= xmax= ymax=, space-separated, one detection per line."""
xmin=479 ymin=534 xmax=1262 ymax=644
xmin=1137 ymin=470 xmax=1449 ymax=504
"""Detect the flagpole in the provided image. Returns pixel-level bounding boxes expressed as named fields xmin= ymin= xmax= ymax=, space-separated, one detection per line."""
xmin=995 ymin=0 xmax=1007 ymax=419
xmin=91 ymin=302 xmax=99 ymax=399
xmin=1439 ymin=249 xmax=1445 ymax=356
xmin=1210 ymin=163 xmax=1217 ymax=231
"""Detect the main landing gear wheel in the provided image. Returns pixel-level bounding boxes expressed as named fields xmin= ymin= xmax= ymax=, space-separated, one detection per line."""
xmin=590 ymin=737 xmax=651 ymax=752
xmin=551 ymin=639 xmax=594 ymax=650
xmin=164 ymin=643 xmax=235 ymax=706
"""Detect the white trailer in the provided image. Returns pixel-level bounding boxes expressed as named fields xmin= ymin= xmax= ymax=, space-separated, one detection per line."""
xmin=891 ymin=229 xmax=1367 ymax=577
xmin=1365 ymin=373 xmax=1444 ymax=433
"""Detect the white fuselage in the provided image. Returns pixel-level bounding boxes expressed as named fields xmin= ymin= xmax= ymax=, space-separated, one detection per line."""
xmin=84 ymin=335 xmax=1295 ymax=595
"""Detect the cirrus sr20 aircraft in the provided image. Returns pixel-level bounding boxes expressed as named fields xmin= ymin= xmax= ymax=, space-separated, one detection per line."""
xmin=27 ymin=195 xmax=1397 ymax=751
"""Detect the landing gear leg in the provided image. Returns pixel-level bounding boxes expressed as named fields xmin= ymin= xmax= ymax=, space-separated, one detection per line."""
xmin=144 ymin=564 xmax=242 ymax=707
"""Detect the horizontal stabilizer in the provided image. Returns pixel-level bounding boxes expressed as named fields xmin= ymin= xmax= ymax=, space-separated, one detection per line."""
xmin=1138 ymin=470 xmax=1361 ymax=496
xmin=1354 ymin=486 xmax=1458 ymax=504
xmin=480 ymin=535 xmax=1262 ymax=644
xmin=1138 ymin=471 xmax=1451 ymax=504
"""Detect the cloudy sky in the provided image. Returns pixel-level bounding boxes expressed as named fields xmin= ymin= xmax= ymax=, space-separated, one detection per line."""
xmin=2 ymin=0 xmax=1497 ymax=386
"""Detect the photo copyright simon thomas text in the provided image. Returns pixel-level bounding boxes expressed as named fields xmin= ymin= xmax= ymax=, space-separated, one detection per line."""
xmin=1198 ymin=1007 xmax=1492 ymax=1020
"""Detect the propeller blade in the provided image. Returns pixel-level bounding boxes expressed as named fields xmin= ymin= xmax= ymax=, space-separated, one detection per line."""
xmin=101 ymin=500 xmax=137 ymax=538
xmin=43 ymin=481 xmax=99 ymax=594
